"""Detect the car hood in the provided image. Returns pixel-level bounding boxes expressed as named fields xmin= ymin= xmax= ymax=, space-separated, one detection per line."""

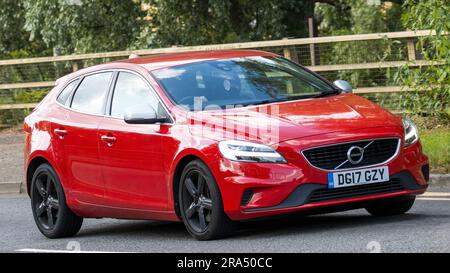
xmin=188 ymin=93 xmax=402 ymax=145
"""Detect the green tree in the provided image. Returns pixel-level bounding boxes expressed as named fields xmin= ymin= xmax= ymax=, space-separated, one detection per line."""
xmin=396 ymin=0 xmax=450 ymax=121
xmin=0 ymin=0 xmax=47 ymax=58
xmin=315 ymin=0 xmax=404 ymax=36
xmin=0 ymin=0 xmax=27 ymax=55
xmin=24 ymin=0 xmax=144 ymax=55
xmin=138 ymin=0 xmax=325 ymax=48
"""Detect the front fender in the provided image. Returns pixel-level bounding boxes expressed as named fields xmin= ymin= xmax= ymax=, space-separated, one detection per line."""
xmin=165 ymin=137 xmax=222 ymax=212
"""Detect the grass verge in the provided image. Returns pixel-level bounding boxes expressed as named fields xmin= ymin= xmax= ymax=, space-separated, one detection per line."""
xmin=420 ymin=128 xmax=450 ymax=173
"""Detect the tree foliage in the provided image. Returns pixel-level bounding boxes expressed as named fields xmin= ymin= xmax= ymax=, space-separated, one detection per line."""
xmin=0 ymin=0 xmax=27 ymax=54
xmin=139 ymin=0 xmax=316 ymax=47
xmin=315 ymin=0 xmax=404 ymax=96
xmin=395 ymin=0 xmax=450 ymax=121
xmin=316 ymin=0 xmax=404 ymax=36
xmin=23 ymin=0 xmax=144 ymax=55
xmin=0 ymin=0 xmax=47 ymax=58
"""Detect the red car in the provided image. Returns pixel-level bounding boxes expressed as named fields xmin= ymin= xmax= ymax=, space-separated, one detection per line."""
xmin=24 ymin=50 xmax=429 ymax=240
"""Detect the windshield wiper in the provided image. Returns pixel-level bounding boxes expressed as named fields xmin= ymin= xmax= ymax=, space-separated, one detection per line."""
xmin=240 ymin=99 xmax=279 ymax=106
xmin=242 ymin=96 xmax=306 ymax=106
xmin=237 ymin=90 xmax=341 ymax=107
xmin=313 ymin=89 xmax=341 ymax=98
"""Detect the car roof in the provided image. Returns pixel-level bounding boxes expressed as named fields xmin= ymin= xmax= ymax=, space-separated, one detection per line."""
xmin=114 ymin=50 xmax=278 ymax=71
xmin=55 ymin=50 xmax=278 ymax=86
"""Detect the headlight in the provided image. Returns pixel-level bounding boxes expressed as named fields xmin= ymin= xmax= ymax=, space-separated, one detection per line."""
xmin=218 ymin=140 xmax=287 ymax=163
xmin=402 ymin=118 xmax=419 ymax=147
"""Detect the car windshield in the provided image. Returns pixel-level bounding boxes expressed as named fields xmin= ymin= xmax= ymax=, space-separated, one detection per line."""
xmin=151 ymin=56 xmax=338 ymax=111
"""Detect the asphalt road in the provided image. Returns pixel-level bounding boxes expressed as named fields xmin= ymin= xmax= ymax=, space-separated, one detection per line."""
xmin=1 ymin=188 xmax=449 ymax=253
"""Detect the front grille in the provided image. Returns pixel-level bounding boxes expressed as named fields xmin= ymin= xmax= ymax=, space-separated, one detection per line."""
xmin=308 ymin=179 xmax=405 ymax=203
xmin=302 ymin=138 xmax=399 ymax=170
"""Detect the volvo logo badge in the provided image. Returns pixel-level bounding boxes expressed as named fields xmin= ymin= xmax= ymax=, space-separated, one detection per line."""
xmin=347 ymin=146 xmax=364 ymax=164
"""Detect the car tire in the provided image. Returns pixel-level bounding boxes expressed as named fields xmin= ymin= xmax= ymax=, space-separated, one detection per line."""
xmin=365 ymin=196 xmax=416 ymax=217
xmin=31 ymin=163 xmax=83 ymax=238
xmin=179 ymin=160 xmax=236 ymax=240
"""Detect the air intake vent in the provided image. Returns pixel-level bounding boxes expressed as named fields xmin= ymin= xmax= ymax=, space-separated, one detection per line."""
xmin=308 ymin=179 xmax=405 ymax=203
xmin=241 ymin=189 xmax=253 ymax=206
xmin=421 ymin=164 xmax=430 ymax=182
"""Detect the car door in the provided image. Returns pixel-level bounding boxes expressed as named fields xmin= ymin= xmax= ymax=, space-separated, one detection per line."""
xmin=98 ymin=71 xmax=169 ymax=211
xmin=55 ymin=71 xmax=113 ymax=205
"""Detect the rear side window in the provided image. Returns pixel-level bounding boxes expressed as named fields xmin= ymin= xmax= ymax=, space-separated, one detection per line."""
xmin=57 ymin=79 xmax=79 ymax=105
xmin=110 ymin=72 xmax=161 ymax=118
xmin=71 ymin=72 xmax=113 ymax=115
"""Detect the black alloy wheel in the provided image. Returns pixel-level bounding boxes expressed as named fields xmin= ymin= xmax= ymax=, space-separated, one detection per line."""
xmin=181 ymin=169 xmax=213 ymax=233
xmin=31 ymin=164 xmax=83 ymax=238
xmin=179 ymin=160 xmax=236 ymax=240
xmin=32 ymin=170 xmax=60 ymax=230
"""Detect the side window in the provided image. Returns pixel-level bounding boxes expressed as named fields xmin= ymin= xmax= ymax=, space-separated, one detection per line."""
xmin=110 ymin=72 xmax=161 ymax=119
xmin=57 ymin=79 xmax=79 ymax=105
xmin=71 ymin=72 xmax=113 ymax=115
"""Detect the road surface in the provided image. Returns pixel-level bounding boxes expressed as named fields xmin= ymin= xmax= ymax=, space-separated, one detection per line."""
xmin=1 ymin=189 xmax=449 ymax=253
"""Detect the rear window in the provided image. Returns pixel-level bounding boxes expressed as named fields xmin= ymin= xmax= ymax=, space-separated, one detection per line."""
xmin=57 ymin=79 xmax=79 ymax=105
xmin=70 ymin=72 xmax=113 ymax=115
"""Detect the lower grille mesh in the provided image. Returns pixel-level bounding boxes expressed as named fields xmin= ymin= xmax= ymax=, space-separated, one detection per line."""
xmin=308 ymin=179 xmax=405 ymax=203
xmin=241 ymin=189 xmax=254 ymax=206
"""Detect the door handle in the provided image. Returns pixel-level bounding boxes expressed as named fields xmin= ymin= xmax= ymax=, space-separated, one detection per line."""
xmin=54 ymin=128 xmax=68 ymax=139
xmin=101 ymin=135 xmax=117 ymax=146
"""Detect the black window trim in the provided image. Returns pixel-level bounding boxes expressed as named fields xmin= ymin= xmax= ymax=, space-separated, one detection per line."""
xmin=105 ymin=71 xmax=119 ymax=117
xmin=68 ymin=71 xmax=115 ymax=116
xmin=104 ymin=69 xmax=174 ymax=124
xmin=54 ymin=69 xmax=116 ymax=118
xmin=56 ymin=77 xmax=82 ymax=107
xmin=54 ymin=68 xmax=174 ymax=124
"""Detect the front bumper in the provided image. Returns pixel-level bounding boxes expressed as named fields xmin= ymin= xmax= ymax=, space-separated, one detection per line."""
xmin=211 ymin=131 xmax=429 ymax=221
xmin=243 ymin=171 xmax=426 ymax=212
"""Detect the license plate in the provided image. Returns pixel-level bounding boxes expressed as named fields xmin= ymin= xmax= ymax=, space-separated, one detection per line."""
xmin=327 ymin=166 xmax=389 ymax=189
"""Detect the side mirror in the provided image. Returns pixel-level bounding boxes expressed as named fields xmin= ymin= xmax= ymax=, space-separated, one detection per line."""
xmin=124 ymin=104 xmax=168 ymax=124
xmin=333 ymin=80 xmax=353 ymax=93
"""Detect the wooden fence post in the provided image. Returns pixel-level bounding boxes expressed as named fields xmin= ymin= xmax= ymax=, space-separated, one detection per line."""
xmin=308 ymin=17 xmax=316 ymax=66
xmin=407 ymin=38 xmax=416 ymax=61
xmin=283 ymin=38 xmax=299 ymax=63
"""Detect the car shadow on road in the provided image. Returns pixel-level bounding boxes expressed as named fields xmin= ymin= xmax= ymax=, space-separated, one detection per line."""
xmin=74 ymin=210 xmax=444 ymax=240
xmin=77 ymin=220 xmax=189 ymax=240
xmin=234 ymin=211 xmax=433 ymax=239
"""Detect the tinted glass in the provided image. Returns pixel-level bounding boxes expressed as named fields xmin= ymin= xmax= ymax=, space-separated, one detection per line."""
xmin=152 ymin=56 xmax=336 ymax=110
xmin=71 ymin=72 xmax=112 ymax=115
xmin=110 ymin=72 xmax=160 ymax=118
xmin=57 ymin=79 xmax=79 ymax=105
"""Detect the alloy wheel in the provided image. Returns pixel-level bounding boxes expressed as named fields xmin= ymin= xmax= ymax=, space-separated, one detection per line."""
xmin=181 ymin=170 xmax=213 ymax=233
xmin=32 ymin=171 xmax=60 ymax=230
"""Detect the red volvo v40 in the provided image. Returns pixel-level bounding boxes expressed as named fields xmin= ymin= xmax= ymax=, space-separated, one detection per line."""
xmin=24 ymin=50 xmax=429 ymax=240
